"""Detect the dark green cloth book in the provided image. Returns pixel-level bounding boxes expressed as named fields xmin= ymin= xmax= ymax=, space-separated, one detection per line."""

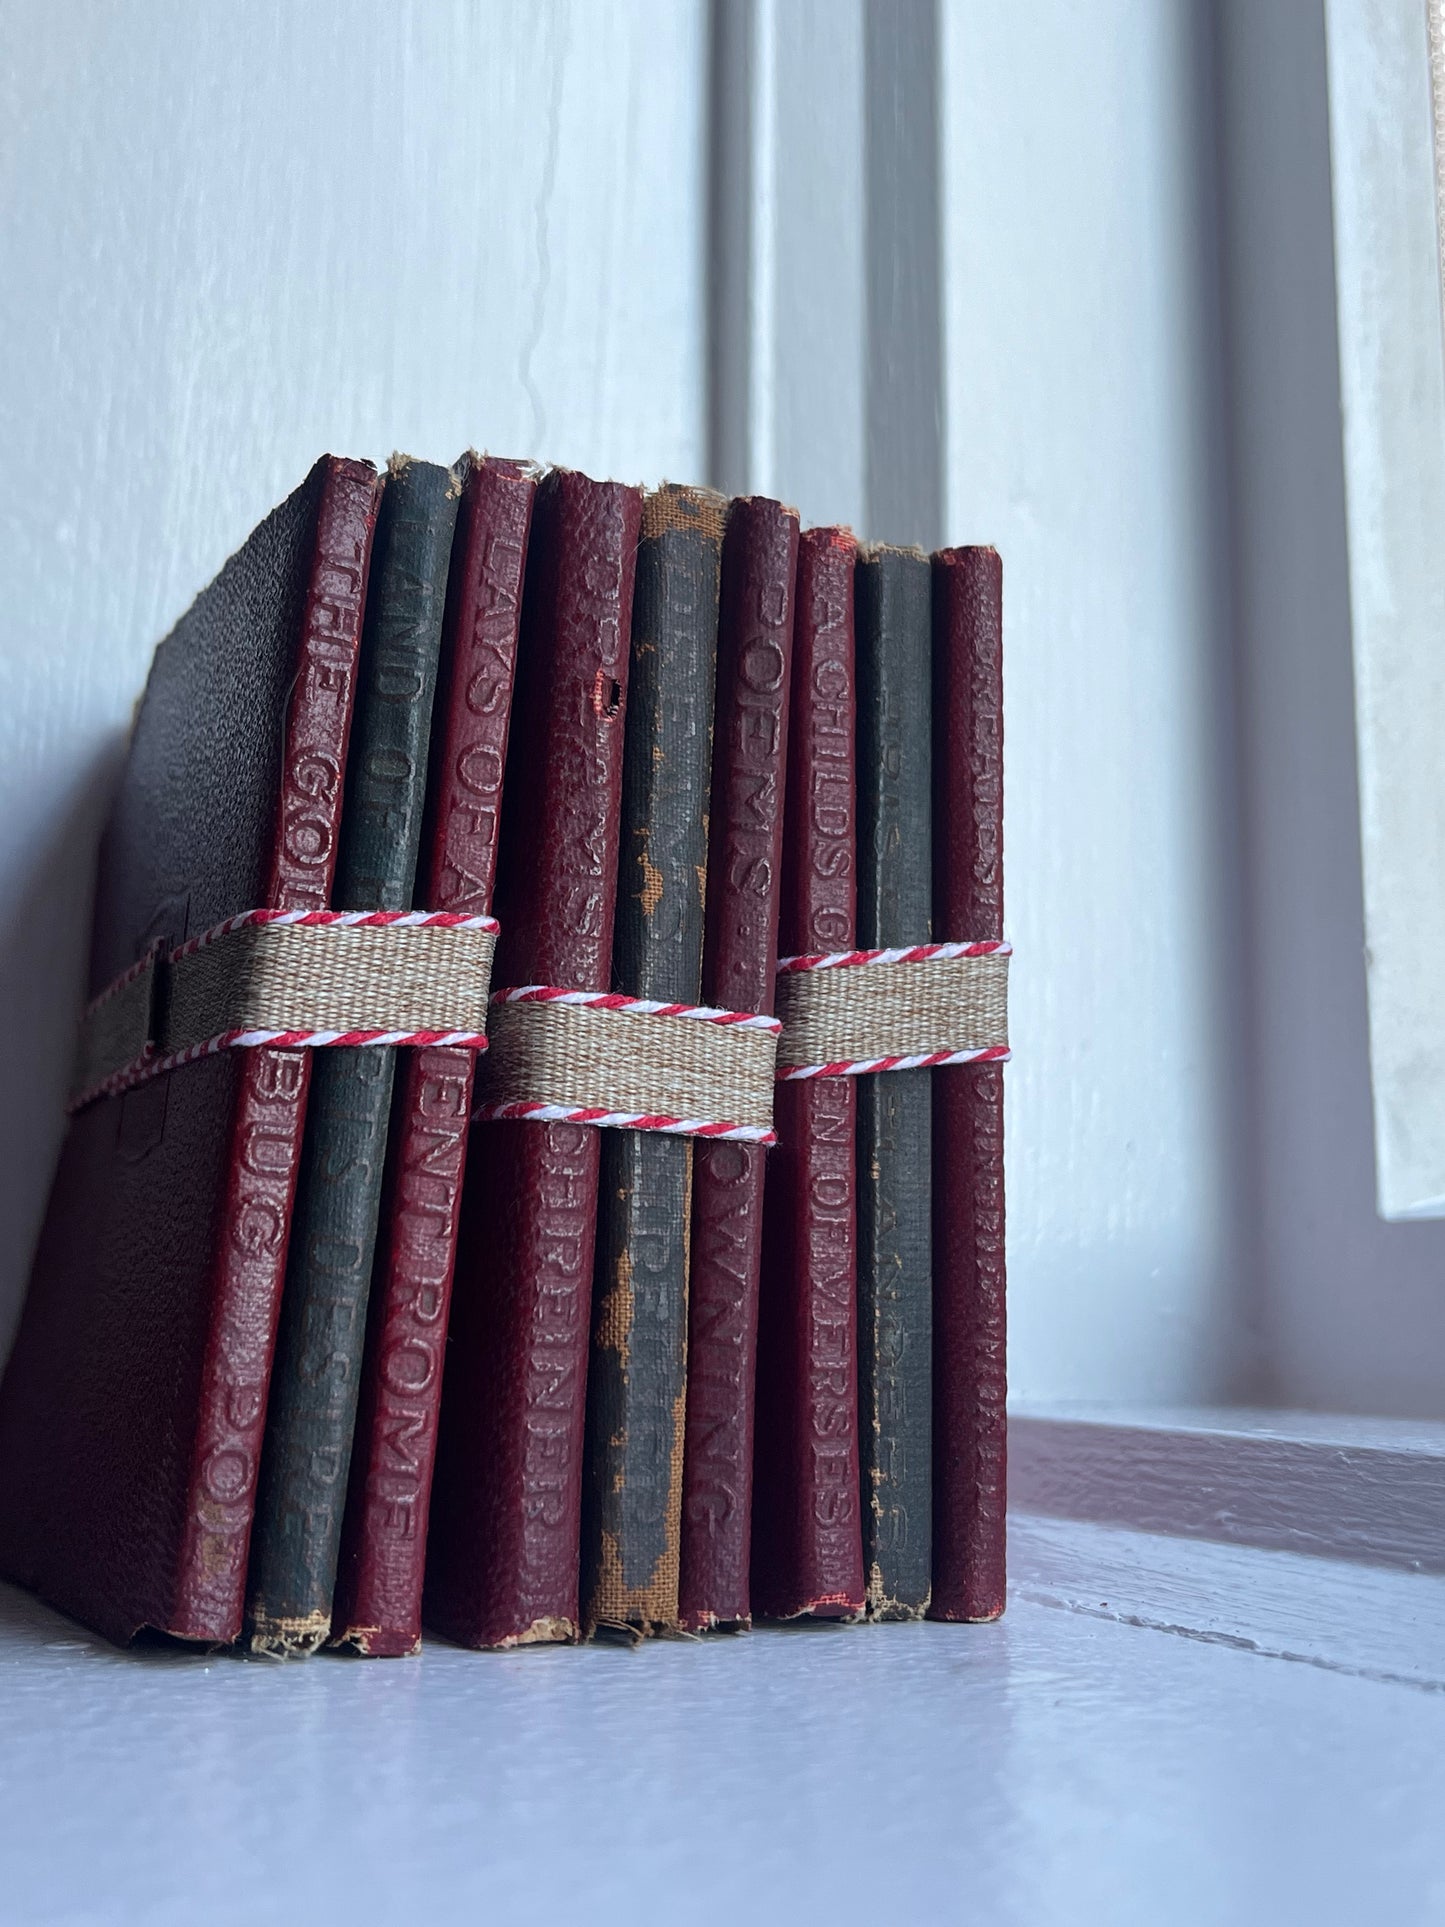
xmin=581 ymin=484 xmax=724 ymax=1634
xmin=245 ymin=455 xmax=461 ymax=1654
xmin=855 ymin=544 xmax=933 ymax=1619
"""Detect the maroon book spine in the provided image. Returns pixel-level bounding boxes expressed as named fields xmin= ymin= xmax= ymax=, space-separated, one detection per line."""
xmin=930 ymin=547 xmax=1006 ymax=1622
xmin=331 ymin=458 xmax=535 ymax=1655
xmin=678 ymin=496 xmax=800 ymax=1632
xmin=173 ymin=459 xmax=379 ymax=1636
xmin=751 ymin=528 xmax=864 ymax=1620
xmin=424 ymin=469 xmax=642 ymax=1648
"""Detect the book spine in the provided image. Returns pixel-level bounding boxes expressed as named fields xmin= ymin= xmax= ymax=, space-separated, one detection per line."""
xmin=173 ymin=455 xmax=380 ymax=1639
xmin=583 ymin=486 xmax=723 ymax=1635
xmin=332 ymin=457 xmax=535 ymax=1655
xmin=242 ymin=459 xmax=459 ymax=1655
xmin=678 ymin=495 xmax=799 ymax=1633
xmin=751 ymin=527 xmax=864 ymax=1620
xmin=929 ymin=546 xmax=1006 ymax=1623
xmin=855 ymin=548 xmax=933 ymax=1618
xmin=425 ymin=469 xmax=642 ymax=1649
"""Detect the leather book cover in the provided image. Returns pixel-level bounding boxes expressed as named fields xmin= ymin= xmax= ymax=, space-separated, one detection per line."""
xmin=855 ymin=545 xmax=933 ymax=1619
xmin=244 ymin=456 xmax=460 ymax=1655
xmin=0 ymin=456 xmax=379 ymax=1645
xmin=751 ymin=526 xmax=865 ymax=1622
xmin=582 ymin=484 xmax=723 ymax=1636
xmin=425 ymin=468 xmax=642 ymax=1649
xmin=930 ymin=546 xmax=1005 ymax=1622
xmin=332 ymin=455 xmax=535 ymax=1656
xmin=678 ymin=495 xmax=800 ymax=1633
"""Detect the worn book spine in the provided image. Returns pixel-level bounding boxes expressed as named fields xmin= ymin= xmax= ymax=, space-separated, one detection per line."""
xmin=930 ymin=546 xmax=1006 ymax=1623
xmin=582 ymin=485 xmax=724 ymax=1636
xmin=173 ymin=460 xmax=379 ymax=1641
xmin=678 ymin=495 xmax=800 ymax=1633
xmin=425 ymin=469 xmax=642 ymax=1650
xmin=245 ymin=457 xmax=460 ymax=1655
xmin=751 ymin=527 xmax=864 ymax=1621
xmin=855 ymin=546 xmax=933 ymax=1618
xmin=0 ymin=457 xmax=379 ymax=1646
xmin=331 ymin=456 xmax=535 ymax=1656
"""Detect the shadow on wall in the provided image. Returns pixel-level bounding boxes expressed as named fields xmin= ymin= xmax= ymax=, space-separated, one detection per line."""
xmin=0 ymin=738 xmax=127 ymax=1368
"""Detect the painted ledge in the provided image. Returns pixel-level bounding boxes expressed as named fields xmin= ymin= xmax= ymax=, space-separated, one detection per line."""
xmin=1009 ymin=1404 xmax=1445 ymax=1574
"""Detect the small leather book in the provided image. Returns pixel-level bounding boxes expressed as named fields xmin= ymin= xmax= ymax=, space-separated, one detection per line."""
xmin=751 ymin=526 xmax=865 ymax=1622
xmin=855 ymin=545 xmax=933 ymax=1619
xmin=244 ymin=456 xmax=461 ymax=1656
xmin=929 ymin=546 xmax=1006 ymax=1623
xmin=582 ymin=484 xmax=724 ymax=1637
xmin=424 ymin=468 xmax=643 ymax=1649
xmin=678 ymin=495 xmax=800 ymax=1633
xmin=0 ymin=456 xmax=380 ymax=1645
xmin=331 ymin=455 xmax=535 ymax=1657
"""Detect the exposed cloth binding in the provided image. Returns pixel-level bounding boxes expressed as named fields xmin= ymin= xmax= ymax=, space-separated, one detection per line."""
xmin=69 ymin=908 xmax=500 ymax=1111
xmin=773 ymin=939 xmax=1011 ymax=1079
xmin=474 ymin=986 xmax=782 ymax=1143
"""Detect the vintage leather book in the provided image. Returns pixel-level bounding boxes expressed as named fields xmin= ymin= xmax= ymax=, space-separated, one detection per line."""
xmin=582 ymin=484 xmax=723 ymax=1636
xmin=244 ymin=457 xmax=460 ymax=1655
xmin=751 ymin=526 xmax=865 ymax=1622
xmin=930 ymin=546 xmax=1006 ymax=1622
xmin=425 ymin=468 xmax=642 ymax=1649
xmin=331 ymin=455 xmax=535 ymax=1657
xmin=678 ymin=495 xmax=800 ymax=1633
xmin=0 ymin=456 xmax=379 ymax=1645
xmin=855 ymin=545 xmax=933 ymax=1619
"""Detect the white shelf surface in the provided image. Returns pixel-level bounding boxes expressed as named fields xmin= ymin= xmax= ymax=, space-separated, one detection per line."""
xmin=4 ymin=1517 xmax=1443 ymax=1926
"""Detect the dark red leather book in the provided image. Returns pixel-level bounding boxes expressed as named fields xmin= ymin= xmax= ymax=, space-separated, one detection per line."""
xmin=678 ymin=495 xmax=800 ymax=1633
xmin=424 ymin=468 xmax=642 ymax=1649
xmin=330 ymin=456 xmax=535 ymax=1656
xmin=751 ymin=526 xmax=865 ymax=1621
xmin=0 ymin=457 xmax=379 ymax=1645
xmin=930 ymin=546 xmax=1006 ymax=1623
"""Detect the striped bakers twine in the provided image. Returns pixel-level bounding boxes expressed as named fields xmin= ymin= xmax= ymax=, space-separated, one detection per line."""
xmin=774 ymin=940 xmax=1011 ymax=1080
xmin=68 ymin=908 xmax=500 ymax=1112
xmin=473 ymin=986 xmax=781 ymax=1143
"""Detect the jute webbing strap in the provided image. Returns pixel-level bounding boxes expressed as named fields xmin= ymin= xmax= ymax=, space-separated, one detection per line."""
xmin=773 ymin=940 xmax=1011 ymax=1079
xmin=70 ymin=909 xmax=500 ymax=1111
xmin=474 ymin=988 xmax=782 ymax=1143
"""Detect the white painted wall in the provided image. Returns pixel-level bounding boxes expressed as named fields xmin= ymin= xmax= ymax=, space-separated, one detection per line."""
xmin=1221 ymin=0 xmax=1445 ymax=1416
xmin=2 ymin=0 xmax=1434 ymax=1416
xmin=0 ymin=0 xmax=708 ymax=1361
xmin=941 ymin=1 xmax=1252 ymax=1402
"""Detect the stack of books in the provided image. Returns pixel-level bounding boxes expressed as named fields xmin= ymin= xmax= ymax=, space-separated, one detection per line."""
xmin=0 ymin=454 xmax=1008 ymax=1657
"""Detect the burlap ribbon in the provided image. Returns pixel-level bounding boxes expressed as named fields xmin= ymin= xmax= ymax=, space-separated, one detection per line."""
xmin=773 ymin=942 xmax=1010 ymax=1077
xmin=70 ymin=910 xmax=499 ymax=1110
xmin=474 ymin=989 xmax=781 ymax=1142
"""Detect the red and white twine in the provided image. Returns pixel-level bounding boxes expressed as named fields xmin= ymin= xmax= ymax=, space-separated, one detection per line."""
xmin=774 ymin=938 xmax=1012 ymax=1081
xmin=472 ymin=984 xmax=782 ymax=1143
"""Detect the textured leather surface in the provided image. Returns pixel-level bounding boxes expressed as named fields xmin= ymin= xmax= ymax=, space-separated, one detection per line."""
xmin=332 ymin=457 xmax=534 ymax=1656
xmin=426 ymin=469 xmax=641 ymax=1649
xmin=930 ymin=547 xmax=1006 ymax=1623
xmin=752 ymin=528 xmax=864 ymax=1621
xmin=855 ymin=547 xmax=933 ymax=1618
xmin=584 ymin=487 xmax=722 ymax=1635
xmin=245 ymin=458 xmax=459 ymax=1652
xmin=678 ymin=496 xmax=799 ymax=1632
xmin=0 ymin=457 xmax=378 ymax=1644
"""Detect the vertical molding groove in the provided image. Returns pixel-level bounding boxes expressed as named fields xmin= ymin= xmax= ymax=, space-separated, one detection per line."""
xmin=864 ymin=0 xmax=944 ymax=550
xmin=706 ymin=0 xmax=943 ymax=543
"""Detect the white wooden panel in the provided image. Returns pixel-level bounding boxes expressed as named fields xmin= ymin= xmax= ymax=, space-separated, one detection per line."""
xmin=0 ymin=0 xmax=707 ymax=1357
xmin=1324 ymin=0 xmax=1445 ymax=1220
xmin=1220 ymin=0 xmax=1445 ymax=1419
xmin=940 ymin=2 xmax=1248 ymax=1401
